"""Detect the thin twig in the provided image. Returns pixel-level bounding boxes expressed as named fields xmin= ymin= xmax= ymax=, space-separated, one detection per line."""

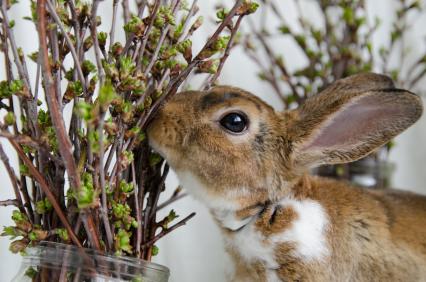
xmin=90 ymin=0 xmax=105 ymax=85
xmin=250 ymin=22 xmax=302 ymax=104
xmin=0 ymin=3 xmax=32 ymax=93
xmin=142 ymin=0 xmax=181 ymax=77
xmin=149 ymin=164 xmax=169 ymax=219
xmin=49 ymin=13 xmax=62 ymax=105
xmin=177 ymin=0 xmax=199 ymax=42
xmin=142 ymin=212 xmax=196 ymax=247
xmin=98 ymin=112 xmax=113 ymax=250
xmin=143 ymin=26 xmax=172 ymax=76
xmin=132 ymin=163 xmax=142 ymax=258
xmin=122 ymin=0 xmax=131 ymax=25
xmin=135 ymin=0 xmax=161 ymax=69
xmin=0 ymin=144 xmax=27 ymax=216
xmin=67 ymin=0 xmax=82 ymax=74
xmin=205 ymin=15 xmax=244 ymax=89
xmin=156 ymin=192 xmax=187 ymax=212
xmin=1 ymin=2 xmax=39 ymax=137
xmin=109 ymin=0 xmax=119 ymax=55
xmin=0 ymin=199 xmax=19 ymax=207
xmin=46 ymin=0 xmax=86 ymax=89
xmin=34 ymin=56 xmax=42 ymax=102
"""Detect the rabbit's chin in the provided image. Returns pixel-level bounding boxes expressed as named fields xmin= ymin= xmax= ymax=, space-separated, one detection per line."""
xmin=148 ymin=140 xmax=166 ymax=159
xmin=148 ymin=138 xmax=178 ymax=166
xmin=174 ymin=169 xmax=247 ymax=211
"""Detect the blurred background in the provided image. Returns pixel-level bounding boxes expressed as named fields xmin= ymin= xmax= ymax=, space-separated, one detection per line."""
xmin=1 ymin=0 xmax=426 ymax=281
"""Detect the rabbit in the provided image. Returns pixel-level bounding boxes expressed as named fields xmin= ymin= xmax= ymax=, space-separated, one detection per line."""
xmin=147 ymin=72 xmax=426 ymax=282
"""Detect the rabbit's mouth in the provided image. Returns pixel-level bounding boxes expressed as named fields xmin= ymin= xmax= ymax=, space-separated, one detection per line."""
xmin=147 ymin=124 xmax=183 ymax=169
xmin=147 ymin=138 xmax=165 ymax=157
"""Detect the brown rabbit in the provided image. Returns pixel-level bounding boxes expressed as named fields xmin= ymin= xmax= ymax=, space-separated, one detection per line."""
xmin=147 ymin=73 xmax=426 ymax=282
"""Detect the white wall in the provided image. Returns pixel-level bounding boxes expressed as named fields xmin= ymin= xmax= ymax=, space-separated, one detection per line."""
xmin=1 ymin=1 xmax=425 ymax=282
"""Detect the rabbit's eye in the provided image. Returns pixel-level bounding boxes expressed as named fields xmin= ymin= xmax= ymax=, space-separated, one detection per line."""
xmin=219 ymin=112 xmax=248 ymax=133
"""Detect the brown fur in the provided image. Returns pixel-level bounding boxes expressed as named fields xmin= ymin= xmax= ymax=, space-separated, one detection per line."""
xmin=228 ymin=248 xmax=268 ymax=282
xmin=255 ymin=205 xmax=298 ymax=236
xmin=147 ymin=73 xmax=426 ymax=281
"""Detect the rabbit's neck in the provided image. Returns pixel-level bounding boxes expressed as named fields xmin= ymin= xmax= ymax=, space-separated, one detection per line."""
xmin=215 ymin=196 xmax=330 ymax=281
xmin=212 ymin=175 xmax=313 ymax=231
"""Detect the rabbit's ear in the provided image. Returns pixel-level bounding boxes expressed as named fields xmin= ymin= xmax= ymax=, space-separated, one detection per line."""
xmin=288 ymin=73 xmax=423 ymax=168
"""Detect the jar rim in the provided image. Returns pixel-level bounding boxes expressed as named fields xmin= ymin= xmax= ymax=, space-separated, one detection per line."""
xmin=22 ymin=241 xmax=170 ymax=277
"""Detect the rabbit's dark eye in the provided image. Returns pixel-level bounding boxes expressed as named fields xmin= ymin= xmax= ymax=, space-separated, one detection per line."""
xmin=220 ymin=112 xmax=248 ymax=133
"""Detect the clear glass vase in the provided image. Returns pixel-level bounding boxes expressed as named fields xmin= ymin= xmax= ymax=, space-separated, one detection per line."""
xmin=315 ymin=145 xmax=395 ymax=189
xmin=11 ymin=241 xmax=170 ymax=282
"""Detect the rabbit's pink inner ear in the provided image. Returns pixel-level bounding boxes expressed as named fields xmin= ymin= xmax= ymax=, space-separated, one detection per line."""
xmin=303 ymin=94 xmax=402 ymax=150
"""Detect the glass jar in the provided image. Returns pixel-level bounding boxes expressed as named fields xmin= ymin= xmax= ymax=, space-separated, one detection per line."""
xmin=315 ymin=144 xmax=395 ymax=189
xmin=12 ymin=241 xmax=170 ymax=282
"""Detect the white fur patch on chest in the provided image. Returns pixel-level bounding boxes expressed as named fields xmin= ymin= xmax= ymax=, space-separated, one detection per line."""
xmin=273 ymin=199 xmax=330 ymax=260
xmin=225 ymin=199 xmax=329 ymax=280
xmin=228 ymin=219 xmax=279 ymax=267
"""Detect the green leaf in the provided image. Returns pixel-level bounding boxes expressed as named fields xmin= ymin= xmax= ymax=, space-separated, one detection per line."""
xmin=124 ymin=16 xmax=145 ymax=36
xmin=98 ymin=81 xmax=117 ymax=109
xmin=115 ymin=229 xmax=132 ymax=253
xmin=151 ymin=245 xmax=159 ymax=256
xmin=12 ymin=211 xmax=28 ymax=223
xmin=119 ymin=180 xmax=134 ymax=194
xmin=343 ymin=7 xmax=354 ymax=25
xmin=56 ymin=228 xmax=69 ymax=241
xmin=37 ymin=109 xmax=51 ymax=127
xmin=28 ymin=231 xmax=37 ymax=241
xmin=216 ymin=8 xmax=228 ymax=20
xmin=82 ymin=60 xmax=96 ymax=76
xmin=75 ymin=172 xmax=97 ymax=209
xmin=9 ymin=239 xmax=28 ymax=254
xmin=112 ymin=202 xmax=131 ymax=219
xmin=1 ymin=226 xmax=22 ymax=239
xmin=0 ymin=81 xmax=12 ymax=98
xmin=35 ymin=198 xmax=52 ymax=214
xmin=119 ymin=56 xmax=136 ymax=78
xmin=10 ymin=80 xmax=24 ymax=93
xmin=167 ymin=209 xmax=178 ymax=222
xmin=279 ymin=25 xmax=290 ymax=34
xmin=149 ymin=153 xmax=162 ymax=167
xmin=97 ymin=32 xmax=108 ymax=47
xmin=4 ymin=112 xmax=16 ymax=126
xmin=25 ymin=267 xmax=38 ymax=279
xmin=75 ymin=101 xmax=93 ymax=121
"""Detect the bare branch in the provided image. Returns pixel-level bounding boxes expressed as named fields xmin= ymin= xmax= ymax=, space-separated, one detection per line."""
xmin=38 ymin=0 xmax=101 ymax=250
xmin=0 ymin=144 xmax=27 ymax=216
xmin=9 ymin=138 xmax=82 ymax=247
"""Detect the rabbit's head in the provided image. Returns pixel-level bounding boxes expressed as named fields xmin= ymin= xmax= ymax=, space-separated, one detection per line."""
xmin=147 ymin=73 xmax=423 ymax=210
